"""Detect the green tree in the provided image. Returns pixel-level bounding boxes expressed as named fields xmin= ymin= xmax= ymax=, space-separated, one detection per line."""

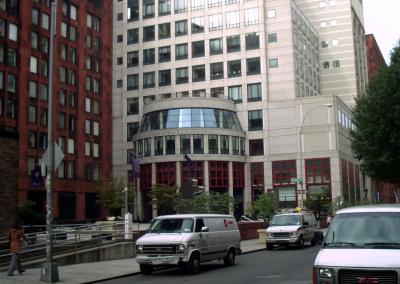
xmin=351 ymin=42 xmax=400 ymax=186
xmin=248 ymin=193 xmax=276 ymax=220
xmin=149 ymin=184 xmax=180 ymax=215
xmin=176 ymin=192 xmax=235 ymax=215
xmin=17 ymin=200 xmax=45 ymax=225
xmin=95 ymin=176 xmax=135 ymax=216
xmin=304 ymin=196 xmax=331 ymax=216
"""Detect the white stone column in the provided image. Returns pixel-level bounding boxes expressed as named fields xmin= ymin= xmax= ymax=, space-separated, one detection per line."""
xmin=228 ymin=161 xmax=234 ymax=215
xmin=176 ymin=161 xmax=181 ymax=191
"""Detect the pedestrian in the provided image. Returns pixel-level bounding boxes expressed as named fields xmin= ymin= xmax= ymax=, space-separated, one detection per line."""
xmin=316 ymin=213 xmax=321 ymax=230
xmin=7 ymin=220 xmax=31 ymax=276
xmin=326 ymin=214 xmax=332 ymax=226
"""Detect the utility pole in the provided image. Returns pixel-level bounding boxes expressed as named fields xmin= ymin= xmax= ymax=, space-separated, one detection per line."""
xmin=40 ymin=0 xmax=59 ymax=282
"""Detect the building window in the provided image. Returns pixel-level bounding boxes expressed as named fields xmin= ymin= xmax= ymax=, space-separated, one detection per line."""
xmin=176 ymin=67 xmax=189 ymax=84
xmin=245 ymin=32 xmax=260 ymax=50
xmin=127 ymin=74 xmax=139 ymax=90
xmin=28 ymin=131 xmax=36 ymax=148
xmin=159 ymin=69 xmax=171 ymax=86
xmin=143 ymin=48 xmax=155 ymax=65
xmin=8 ymin=48 xmax=17 ymax=67
xmin=127 ymin=97 xmax=139 ymax=115
xmin=143 ymin=72 xmax=155 ymax=88
xmin=85 ymin=141 xmax=91 ymax=156
xmin=227 ymin=35 xmax=240 ymax=52
xmin=232 ymin=136 xmax=239 ymax=155
xmin=247 ymin=83 xmax=262 ymax=102
xmin=40 ymin=84 xmax=48 ymax=101
xmin=192 ymin=41 xmax=204 ymax=57
xmin=333 ymin=60 xmax=340 ymax=68
xmin=226 ymin=11 xmax=240 ymax=28
xmin=267 ymin=9 xmax=276 ymax=18
xmin=158 ymin=23 xmax=170 ymax=39
xmin=175 ymin=20 xmax=188 ymax=36
xmin=249 ymin=139 xmax=263 ymax=156
xmin=208 ymin=0 xmax=222 ymax=8
xmin=181 ymin=161 xmax=204 ymax=186
xmin=158 ymin=46 xmax=171 ymax=62
xmin=251 ymin=162 xmax=264 ymax=201
xmin=143 ymin=0 xmax=155 ymax=18
xmin=269 ymin=58 xmax=278 ymax=68
xmin=127 ymin=28 xmax=139 ymax=44
xmin=127 ymin=0 xmax=139 ymax=21
xmin=192 ymin=65 xmax=205 ymax=82
xmin=154 ymin=136 xmax=164 ymax=155
xmin=233 ymin=162 xmax=244 ymax=188
xmin=93 ymin=143 xmax=99 ymax=158
xmin=156 ymin=162 xmax=176 ymax=186
xmin=210 ymin=38 xmax=223 ymax=55
xmin=165 ymin=135 xmax=175 ymax=155
xmin=191 ymin=0 xmax=204 ymax=10
xmin=85 ymin=97 xmax=91 ymax=112
xmin=220 ymin=135 xmax=229 ymax=154
xmin=6 ymin=99 xmax=16 ymax=119
xmin=28 ymin=105 xmax=36 ymax=123
xmin=228 ymin=60 xmax=241 ymax=78
xmin=143 ymin=25 xmax=155 ymax=41
xmin=193 ymin=134 xmax=203 ymax=154
xmin=208 ymin=134 xmax=218 ymax=154
xmin=248 ymin=110 xmax=263 ymax=131
xmin=209 ymin=14 xmax=222 ymax=31
xmin=191 ymin=17 xmax=204 ymax=33
xmin=228 ymin=85 xmax=242 ymax=103
xmin=29 ymin=81 xmax=37 ymax=98
xmin=273 ymin=160 xmax=297 ymax=208
xmin=211 ymin=87 xmax=224 ymax=98
xmin=244 ymin=8 xmax=259 ymax=25
xmin=159 ymin=0 xmax=171 ymax=15
xmin=93 ymin=121 xmax=99 ymax=136
xmin=175 ymin=0 xmax=187 ymax=13
xmin=31 ymin=32 xmax=38 ymax=49
xmin=180 ymin=135 xmax=191 ymax=154
xmin=7 ymin=73 xmax=16 ymax=93
xmin=127 ymin=51 xmax=139 ymax=67
xmin=117 ymin=13 xmax=123 ymax=21
xmin=209 ymin=161 xmax=228 ymax=189
xmin=267 ymin=33 xmax=277 ymax=43
xmin=175 ymin=43 xmax=188 ymax=60
xmin=210 ymin=62 xmax=223 ymax=80
xmin=305 ymin=158 xmax=331 ymax=200
xmin=322 ymin=61 xmax=330 ymax=69
xmin=247 ymin=57 xmax=261 ymax=75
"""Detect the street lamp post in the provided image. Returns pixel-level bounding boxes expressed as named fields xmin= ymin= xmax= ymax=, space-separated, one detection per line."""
xmin=298 ymin=103 xmax=333 ymax=208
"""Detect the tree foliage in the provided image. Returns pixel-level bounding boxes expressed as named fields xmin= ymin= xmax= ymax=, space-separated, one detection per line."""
xmin=248 ymin=193 xmax=276 ymax=220
xmin=149 ymin=184 xmax=180 ymax=215
xmin=304 ymin=196 xmax=331 ymax=216
xmin=95 ymin=176 xmax=135 ymax=216
xmin=351 ymin=43 xmax=400 ymax=185
xmin=176 ymin=192 xmax=235 ymax=215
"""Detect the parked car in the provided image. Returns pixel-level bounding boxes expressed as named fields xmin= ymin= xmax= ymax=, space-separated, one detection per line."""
xmin=135 ymin=214 xmax=241 ymax=275
xmin=266 ymin=211 xmax=317 ymax=250
xmin=313 ymin=204 xmax=400 ymax=284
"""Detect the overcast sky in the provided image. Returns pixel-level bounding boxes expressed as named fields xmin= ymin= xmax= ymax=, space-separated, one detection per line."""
xmin=363 ymin=0 xmax=400 ymax=64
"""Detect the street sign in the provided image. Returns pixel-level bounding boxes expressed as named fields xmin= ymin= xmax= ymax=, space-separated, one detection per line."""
xmin=40 ymin=142 xmax=64 ymax=170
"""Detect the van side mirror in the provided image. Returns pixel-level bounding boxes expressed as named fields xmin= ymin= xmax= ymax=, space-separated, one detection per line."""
xmin=201 ymin=226 xmax=209 ymax=232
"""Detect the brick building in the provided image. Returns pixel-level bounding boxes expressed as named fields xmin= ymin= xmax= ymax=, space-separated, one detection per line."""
xmin=365 ymin=34 xmax=387 ymax=80
xmin=0 ymin=0 xmax=112 ymax=221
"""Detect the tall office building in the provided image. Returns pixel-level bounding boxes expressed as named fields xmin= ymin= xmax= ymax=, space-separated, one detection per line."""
xmin=0 ymin=0 xmax=113 ymax=221
xmin=113 ymin=0 xmax=367 ymax=221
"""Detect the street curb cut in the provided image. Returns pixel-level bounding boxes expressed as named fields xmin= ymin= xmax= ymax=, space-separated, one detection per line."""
xmin=84 ymin=249 xmax=266 ymax=283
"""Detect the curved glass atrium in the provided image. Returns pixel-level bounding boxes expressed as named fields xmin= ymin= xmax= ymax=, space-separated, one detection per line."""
xmin=139 ymin=108 xmax=242 ymax=132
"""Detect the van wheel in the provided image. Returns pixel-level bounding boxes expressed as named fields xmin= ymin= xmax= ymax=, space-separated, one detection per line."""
xmin=224 ymin=249 xmax=235 ymax=266
xmin=140 ymin=264 xmax=153 ymax=275
xmin=186 ymin=254 xmax=200 ymax=275
xmin=266 ymin=243 xmax=273 ymax=250
xmin=297 ymin=236 xmax=304 ymax=249
xmin=311 ymin=235 xmax=317 ymax=246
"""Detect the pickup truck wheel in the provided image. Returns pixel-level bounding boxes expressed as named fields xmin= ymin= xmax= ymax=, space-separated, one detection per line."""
xmin=224 ymin=249 xmax=235 ymax=266
xmin=186 ymin=254 xmax=200 ymax=275
xmin=139 ymin=264 xmax=153 ymax=275
xmin=297 ymin=236 xmax=304 ymax=249
xmin=266 ymin=243 xmax=273 ymax=250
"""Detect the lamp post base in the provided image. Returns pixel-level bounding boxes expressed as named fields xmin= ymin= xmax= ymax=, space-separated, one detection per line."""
xmin=40 ymin=262 xmax=59 ymax=283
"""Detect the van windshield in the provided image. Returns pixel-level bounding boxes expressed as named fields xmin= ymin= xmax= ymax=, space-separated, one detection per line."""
xmin=324 ymin=212 xmax=400 ymax=249
xmin=270 ymin=215 xmax=301 ymax=226
xmin=148 ymin=218 xmax=194 ymax=233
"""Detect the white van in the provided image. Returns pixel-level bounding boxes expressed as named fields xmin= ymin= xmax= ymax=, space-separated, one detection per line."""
xmin=314 ymin=205 xmax=400 ymax=284
xmin=135 ymin=214 xmax=241 ymax=275
xmin=266 ymin=212 xmax=317 ymax=250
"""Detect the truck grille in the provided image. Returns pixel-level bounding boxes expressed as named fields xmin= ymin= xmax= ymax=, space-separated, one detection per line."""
xmin=142 ymin=245 xmax=177 ymax=255
xmin=339 ymin=269 xmax=398 ymax=284
xmin=272 ymin=232 xmax=291 ymax=238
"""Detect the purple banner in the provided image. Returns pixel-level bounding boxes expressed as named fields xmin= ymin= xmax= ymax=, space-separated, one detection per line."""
xmin=131 ymin=158 xmax=140 ymax=178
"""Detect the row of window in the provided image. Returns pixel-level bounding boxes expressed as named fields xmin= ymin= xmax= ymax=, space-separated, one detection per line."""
xmin=132 ymin=134 xmax=245 ymax=158
xmin=124 ymin=0 xmax=269 ymax=21
xmin=322 ymin=60 xmax=340 ymax=69
xmin=337 ymin=108 xmax=355 ymax=131
xmin=0 ymin=19 xmax=18 ymax=41
xmin=0 ymin=0 xmax=19 ymax=16
xmin=31 ymin=8 xmax=50 ymax=30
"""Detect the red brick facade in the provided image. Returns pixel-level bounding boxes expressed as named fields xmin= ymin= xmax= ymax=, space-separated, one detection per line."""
xmin=365 ymin=34 xmax=387 ymax=80
xmin=0 ymin=0 xmax=112 ymax=221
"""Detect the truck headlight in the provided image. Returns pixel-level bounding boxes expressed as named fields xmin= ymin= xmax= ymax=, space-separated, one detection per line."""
xmin=177 ymin=244 xmax=186 ymax=253
xmin=136 ymin=245 xmax=143 ymax=254
xmin=319 ymin=268 xmax=333 ymax=278
xmin=266 ymin=233 xmax=272 ymax=238
xmin=291 ymin=231 xmax=299 ymax=236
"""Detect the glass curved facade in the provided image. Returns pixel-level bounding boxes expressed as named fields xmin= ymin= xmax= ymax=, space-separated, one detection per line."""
xmin=139 ymin=108 xmax=242 ymax=132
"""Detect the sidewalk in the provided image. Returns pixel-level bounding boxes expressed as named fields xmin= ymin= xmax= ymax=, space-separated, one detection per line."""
xmin=0 ymin=239 xmax=265 ymax=284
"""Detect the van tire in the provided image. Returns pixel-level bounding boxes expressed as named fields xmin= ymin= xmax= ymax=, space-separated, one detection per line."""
xmin=266 ymin=243 xmax=273 ymax=250
xmin=140 ymin=264 xmax=153 ymax=275
xmin=311 ymin=235 xmax=317 ymax=246
xmin=186 ymin=254 xmax=200 ymax=275
xmin=224 ymin=249 xmax=235 ymax=266
xmin=297 ymin=236 xmax=304 ymax=249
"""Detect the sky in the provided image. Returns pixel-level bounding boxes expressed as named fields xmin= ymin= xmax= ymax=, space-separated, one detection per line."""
xmin=363 ymin=0 xmax=400 ymax=64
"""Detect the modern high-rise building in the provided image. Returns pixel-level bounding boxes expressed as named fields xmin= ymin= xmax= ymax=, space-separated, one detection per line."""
xmin=0 ymin=0 xmax=113 ymax=221
xmin=113 ymin=0 xmax=368 ymax=221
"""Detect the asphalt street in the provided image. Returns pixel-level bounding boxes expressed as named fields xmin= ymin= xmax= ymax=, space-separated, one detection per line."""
xmin=100 ymin=245 xmax=320 ymax=284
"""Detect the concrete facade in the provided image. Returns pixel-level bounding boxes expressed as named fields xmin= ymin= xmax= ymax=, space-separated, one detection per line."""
xmin=113 ymin=0 xmax=367 ymax=220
